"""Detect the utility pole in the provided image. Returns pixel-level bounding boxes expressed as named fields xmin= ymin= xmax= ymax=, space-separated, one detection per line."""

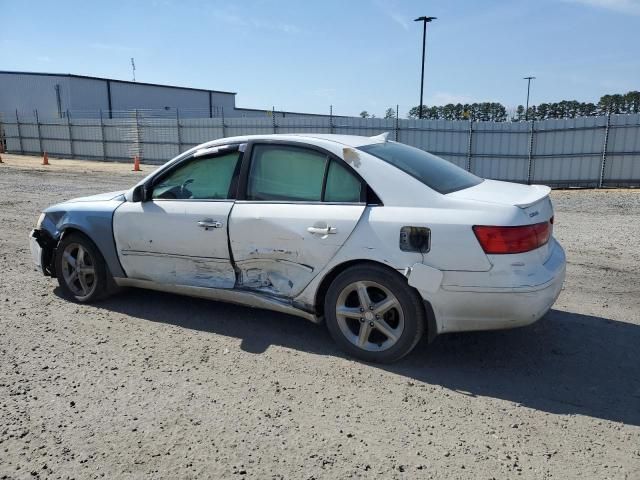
xmin=414 ymin=16 xmax=437 ymax=119
xmin=523 ymin=76 xmax=535 ymax=120
xmin=131 ymin=58 xmax=136 ymax=82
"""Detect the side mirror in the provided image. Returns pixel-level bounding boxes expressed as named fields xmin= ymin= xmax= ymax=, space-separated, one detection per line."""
xmin=132 ymin=185 xmax=148 ymax=202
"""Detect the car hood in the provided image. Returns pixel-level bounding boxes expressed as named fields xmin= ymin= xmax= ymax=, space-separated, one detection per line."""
xmin=447 ymin=179 xmax=551 ymax=209
xmin=44 ymin=190 xmax=128 ymax=213
xmin=64 ymin=190 xmax=127 ymax=203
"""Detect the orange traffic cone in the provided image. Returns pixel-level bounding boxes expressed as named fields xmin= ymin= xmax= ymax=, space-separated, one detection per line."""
xmin=42 ymin=152 xmax=49 ymax=166
xmin=133 ymin=155 xmax=141 ymax=172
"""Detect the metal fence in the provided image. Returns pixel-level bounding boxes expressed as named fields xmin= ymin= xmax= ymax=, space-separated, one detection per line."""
xmin=1 ymin=109 xmax=639 ymax=188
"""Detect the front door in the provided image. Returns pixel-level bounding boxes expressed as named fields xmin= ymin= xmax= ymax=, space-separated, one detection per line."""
xmin=229 ymin=143 xmax=367 ymax=298
xmin=113 ymin=149 xmax=241 ymax=288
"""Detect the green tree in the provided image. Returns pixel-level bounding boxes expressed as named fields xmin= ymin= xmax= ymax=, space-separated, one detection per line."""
xmin=384 ymin=108 xmax=396 ymax=119
xmin=407 ymin=105 xmax=427 ymax=119
xmin=359 ymin=111 xmax=370 ymax=118
xmin=513 ymin=105 xmax=525 ymax=122
xmin=625 ymin=91 xmax=640 ymax=113
xmin=580 ymin=102 xmax=597 ymax=116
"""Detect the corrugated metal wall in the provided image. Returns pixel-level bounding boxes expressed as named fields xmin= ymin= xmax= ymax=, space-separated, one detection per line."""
xmin=0 ymin=73 xmax=72 ymax=116
xmin=1 ymin=111 xmax=639 ymax=187
xmin=0 ymin=72 xmax=239 ymax=119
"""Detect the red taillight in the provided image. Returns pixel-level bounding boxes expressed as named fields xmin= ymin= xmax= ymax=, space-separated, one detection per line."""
xmin=473 ymin=221 xmax=551 ymax=254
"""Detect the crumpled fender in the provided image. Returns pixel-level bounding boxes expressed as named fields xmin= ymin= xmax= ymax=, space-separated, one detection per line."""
xmin=406 ymin=263 xmax=443 ymax=294
xmin=41 ymin=197 xmax=127 ymax=278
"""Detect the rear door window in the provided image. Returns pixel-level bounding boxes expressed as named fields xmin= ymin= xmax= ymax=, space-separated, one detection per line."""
xmin=324 ymin=160 xmax=362 ymax=203
xmin=247 ymin=145 xmax=327 ymax=201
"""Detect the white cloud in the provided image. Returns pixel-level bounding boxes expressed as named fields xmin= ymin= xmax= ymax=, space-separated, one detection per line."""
xmin=209 ymin=9 xmax=300 ymax=34
xmin=373 ymin=0 xmax=410 ymax=30
xmin=389 ymin=12 xmax=410 ymax=30
xmin=561 ymin=0 xmax=640 ymax=15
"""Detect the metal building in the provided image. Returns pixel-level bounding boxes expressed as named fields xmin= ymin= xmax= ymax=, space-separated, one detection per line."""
xmin=0 ymin=70 xmax=241 ymax=119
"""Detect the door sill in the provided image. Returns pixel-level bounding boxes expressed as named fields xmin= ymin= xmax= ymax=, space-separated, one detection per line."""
xmin=113 ymin=277 xmax=320 ymax=323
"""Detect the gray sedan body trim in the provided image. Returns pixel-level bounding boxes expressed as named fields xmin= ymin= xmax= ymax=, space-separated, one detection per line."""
xmin=41 ymin=197 xmax=127 ymax=278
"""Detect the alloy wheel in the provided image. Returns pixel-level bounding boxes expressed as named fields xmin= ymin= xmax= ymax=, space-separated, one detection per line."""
xmin=61 ymin=242 xmax=97 ymax=299
xmin=335 ymin=280 xmax=405 ymax=352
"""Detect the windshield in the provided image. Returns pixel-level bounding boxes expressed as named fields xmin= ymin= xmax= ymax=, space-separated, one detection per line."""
xmin=358 ymin=142 xmax=483 ymax=194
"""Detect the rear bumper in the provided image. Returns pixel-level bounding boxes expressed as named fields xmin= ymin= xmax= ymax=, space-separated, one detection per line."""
xmin=409 ymin=238 xmax=566 ymax=334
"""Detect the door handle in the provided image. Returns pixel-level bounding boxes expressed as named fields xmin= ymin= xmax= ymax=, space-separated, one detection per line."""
xmin=307 ymin=226 xmax=337 ymax=235
xmin=198 ymin=219 xmax=223 ymax=229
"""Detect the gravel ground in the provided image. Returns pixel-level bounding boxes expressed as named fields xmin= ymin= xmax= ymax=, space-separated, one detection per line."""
xmin=1 ymin=154 xmax=639 ymax=479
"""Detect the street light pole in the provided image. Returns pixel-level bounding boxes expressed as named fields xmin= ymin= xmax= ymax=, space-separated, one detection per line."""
xmin=523 ymin=76 xmax=535 ymax=120
xmin=414 ymin=16 xmax=437 ymax=120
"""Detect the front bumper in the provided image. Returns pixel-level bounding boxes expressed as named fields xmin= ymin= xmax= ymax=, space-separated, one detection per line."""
xmin=29 ymin=229 xmax=56 ymax=276
xmin=29 ymin=231 xmax=44 ymax=274
xmin=409 ymin=238 xmax=566 ymax=334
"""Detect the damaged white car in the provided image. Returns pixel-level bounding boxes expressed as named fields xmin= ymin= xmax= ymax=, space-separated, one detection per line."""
xmin=30 ymin=133 xmax=566 ymax=363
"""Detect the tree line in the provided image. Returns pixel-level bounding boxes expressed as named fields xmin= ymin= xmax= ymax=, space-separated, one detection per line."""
xmin=360 ymin=91 xmax=640 ymax=122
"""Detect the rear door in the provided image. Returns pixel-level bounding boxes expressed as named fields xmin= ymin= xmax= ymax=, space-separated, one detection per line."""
xmin=113 ymin=148 xmax=242 ymax=288
xmin=229 ymin=142 xmax=367 ymax=298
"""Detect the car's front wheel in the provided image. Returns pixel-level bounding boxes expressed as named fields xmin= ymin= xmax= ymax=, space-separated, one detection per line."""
xmin=324 ymin=264 xmax=425 ymax=363
xmin=55 ymin=232 xmax=109 ymax=302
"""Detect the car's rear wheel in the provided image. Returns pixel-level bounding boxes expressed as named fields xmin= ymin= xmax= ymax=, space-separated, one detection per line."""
xmin=324 ymin=264 xmax=425 ymax=363
xmin=55 ymin=232 xmax=108 ymax=303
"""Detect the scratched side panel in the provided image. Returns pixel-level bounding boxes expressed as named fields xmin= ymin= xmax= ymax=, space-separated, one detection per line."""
xmin=113 ymin=200 xmax=236 ymax=288
xmin=228 ymin=203 xmax=366 ymax=297
xmin=117 ymin=251 xmax=236 ymax=288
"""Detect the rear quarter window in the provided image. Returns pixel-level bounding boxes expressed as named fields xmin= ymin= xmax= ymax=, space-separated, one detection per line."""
xmin=358 ymin=142 xmax=482 ymax=194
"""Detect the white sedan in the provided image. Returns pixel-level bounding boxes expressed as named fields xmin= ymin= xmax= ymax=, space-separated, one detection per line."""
xmin=29 ymin=133 xmax=566 ymax=363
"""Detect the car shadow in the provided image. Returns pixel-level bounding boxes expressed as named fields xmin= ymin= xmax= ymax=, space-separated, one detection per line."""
xmin=75 ymin=287 xmax=640 ymax=427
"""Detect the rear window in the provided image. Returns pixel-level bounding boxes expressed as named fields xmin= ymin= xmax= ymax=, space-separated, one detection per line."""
xmin=358 ymin=142 xmax=483 ymax=194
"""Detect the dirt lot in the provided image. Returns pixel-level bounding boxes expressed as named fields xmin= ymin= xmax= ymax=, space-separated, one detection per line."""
xmin=1 ymin=153 xmax=639 ymax=479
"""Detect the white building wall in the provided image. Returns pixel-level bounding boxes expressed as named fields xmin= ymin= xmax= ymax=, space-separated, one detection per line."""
xmin=109 ymin=81 xmax=208 ymax=113
xmin=68 ymin=76 xmax=109 ymax=114
xmin=0 ymin=73 xmax=71 ymax=117
xmin=0 ymin=72 xmax=238 ymax=119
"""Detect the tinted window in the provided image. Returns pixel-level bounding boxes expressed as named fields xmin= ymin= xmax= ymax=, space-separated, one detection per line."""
xmin=325 ymin=160 xmax=362 ymax=203
xmin=152 ymin=151 xmax=240 ymax=200
xmin=358 ymin=142 xmax=482 ymax=194
xmin=247 ymin=145 xmax=327 ymax=201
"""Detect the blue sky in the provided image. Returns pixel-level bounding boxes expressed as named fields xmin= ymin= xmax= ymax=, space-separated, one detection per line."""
xmin=2 ymin=0 xmax=639 ymax=117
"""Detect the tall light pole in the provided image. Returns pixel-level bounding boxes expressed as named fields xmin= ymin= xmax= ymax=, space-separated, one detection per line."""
xmin=523 ymin=76 xmax=535 ymax=120
xmin=414 ymin=16 xmax=437 ymax=119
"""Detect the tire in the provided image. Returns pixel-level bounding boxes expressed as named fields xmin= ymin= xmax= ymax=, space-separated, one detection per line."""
xmin=55 ymin=232 xmax=110 ymax=303
xmin=324 ymin=263 xmax=426 ymax=363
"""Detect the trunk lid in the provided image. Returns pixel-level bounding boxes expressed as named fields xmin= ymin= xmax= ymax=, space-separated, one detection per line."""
xmin=448 ymin=179 xmax=550 ymax=212
xmin=449 ymin=179 xmax=554 ymax=262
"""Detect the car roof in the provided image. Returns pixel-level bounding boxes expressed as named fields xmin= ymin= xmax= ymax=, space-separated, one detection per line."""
xmin=287 ymin=133 xmax=382 ymax=147
xmin=201 ymin=133 xmax=381 ymax=149
xmin=132 ymin=132 xmax=441 ymax=207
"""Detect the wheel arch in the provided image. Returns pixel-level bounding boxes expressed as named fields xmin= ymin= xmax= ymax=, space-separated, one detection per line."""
xmin=56 ymin=225 xmax=119 ymax=282
xmin=313 ymin=259 xmax=436 ymax=341
xmin=53 ymin=210 xmax=126 ymax=278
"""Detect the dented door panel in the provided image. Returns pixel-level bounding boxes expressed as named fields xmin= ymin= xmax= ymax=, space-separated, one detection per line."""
xmin=229 ymin=202 xmax=366 ymax=297
xmin=113 ymin=200 xmax=236 ymax=288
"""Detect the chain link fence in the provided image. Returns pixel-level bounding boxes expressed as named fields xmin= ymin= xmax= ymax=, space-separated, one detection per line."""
xmin=1 ymin=109 xmax=639 ymax=188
